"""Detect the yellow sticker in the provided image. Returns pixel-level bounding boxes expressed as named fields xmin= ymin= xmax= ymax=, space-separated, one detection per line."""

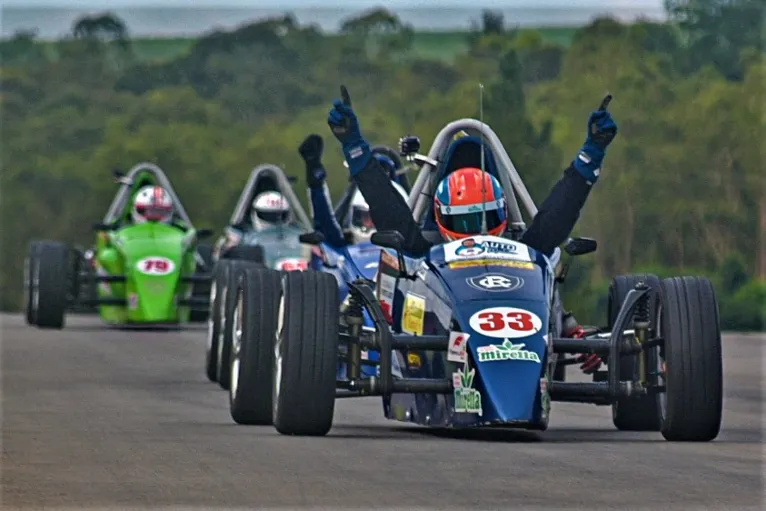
xmin=448 ymin=260 xmax=535 ymax=270
xmin=402 ymin=293 xmax=425 ymax=336
xmin=407 ymin=352 xmax=422 ymax=368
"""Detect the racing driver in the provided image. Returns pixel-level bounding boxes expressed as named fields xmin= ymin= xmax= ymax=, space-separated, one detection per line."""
xmin=325 ymin=86 xmax=618 ymax=374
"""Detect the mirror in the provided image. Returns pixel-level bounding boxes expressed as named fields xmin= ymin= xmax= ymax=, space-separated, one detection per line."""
xmin=93 ymin=222 xmax=117 ymax=231
xmin=299 ymin=231 xmax=325 ymax=245
xmin=370 ymin=230 xmax=405 ymax=251
xmin=564 ymin=237 xmax=597 ymax=256
xmin=196 ymin=228 xmax=214 ymax=239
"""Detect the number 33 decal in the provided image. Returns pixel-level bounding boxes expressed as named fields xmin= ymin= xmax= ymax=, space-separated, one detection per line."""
xmin=468 ymin=306 xmax=543 ymax=339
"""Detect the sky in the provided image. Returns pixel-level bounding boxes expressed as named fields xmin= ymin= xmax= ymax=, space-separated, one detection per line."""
xmin=1 ymin=1 xmax=668 ymax=38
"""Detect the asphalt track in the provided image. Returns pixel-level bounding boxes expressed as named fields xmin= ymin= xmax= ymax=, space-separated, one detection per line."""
xmin=1 ymin=313 xmax=763 ymax=510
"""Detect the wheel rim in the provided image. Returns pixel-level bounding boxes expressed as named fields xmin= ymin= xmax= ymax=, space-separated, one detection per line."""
xmin=230 ymin=289 xmax=244 ymax=400
xmin=217 ymin=283 xmax=228 ymax=362
xmin=206 ymin=280 xmax=217 ymax=350
xmin=32 ymin=258 xmax=40 ymax=311
xmin=272 ymin=285 xmax=286 ymax=419
xmin=656 ymin=302 xmax=668 ymax=421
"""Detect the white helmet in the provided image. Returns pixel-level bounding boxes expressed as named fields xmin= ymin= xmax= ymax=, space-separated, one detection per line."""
xmin=251 ymin=191 xmax=291 ymax=230
xmin=349 ymin=181 xmax=408 ymax=244
xmin=132 ymin=185 xmax=174 ymax=224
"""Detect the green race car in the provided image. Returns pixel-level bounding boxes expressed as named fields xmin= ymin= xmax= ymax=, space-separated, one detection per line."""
xmin=24 ymin=163 xmax=214 ymax=329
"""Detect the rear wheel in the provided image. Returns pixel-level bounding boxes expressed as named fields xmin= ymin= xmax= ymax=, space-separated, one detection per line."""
xmin=35 ymin=242 xmax=70 ymax=329
xmin=609 ymin=274 xmax=662 ymax=431
xmin=205 ymin=260 xmax=229 ymax=382
xmin=24 ymin=242 xmax=41 ymax=325
xmin=190 ymin=243 xmax=214 ymax=322
xmin=659 ymin=276 xmax=723 ymax=442
xmin=273 ymin=271 xmax=339 ymax=436
xmin=217 ymin=260 xmax=263 ymax=389
xmin=229 ymin=267 xmax=282 ymax=425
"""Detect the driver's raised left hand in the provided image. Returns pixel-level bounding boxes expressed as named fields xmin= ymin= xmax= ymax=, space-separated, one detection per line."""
xmin=327 ymin=85 xmax=372 ymax=176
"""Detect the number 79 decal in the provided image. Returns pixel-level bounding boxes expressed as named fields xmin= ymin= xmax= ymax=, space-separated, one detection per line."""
xmin=468 ymin=306 xmax=543 ymax=339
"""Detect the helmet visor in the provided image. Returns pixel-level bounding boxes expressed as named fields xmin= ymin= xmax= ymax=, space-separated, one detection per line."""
xmin=137 ymin=204 xmax=172 ymax=222
xmin=436 ymin=200 xmax=506 ymax=236
xmin=352 ymin=206 xmax=375 ymax=232
xmin=257 ymin=210 xmax=289 ymax=224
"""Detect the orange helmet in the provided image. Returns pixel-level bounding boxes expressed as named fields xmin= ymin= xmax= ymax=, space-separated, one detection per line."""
xmin=433 ymin=167 xmax=508 ymax=241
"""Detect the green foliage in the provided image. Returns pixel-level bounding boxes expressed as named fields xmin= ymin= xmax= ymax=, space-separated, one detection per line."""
xmin=1 ymin=8 xmax=762 ymax=331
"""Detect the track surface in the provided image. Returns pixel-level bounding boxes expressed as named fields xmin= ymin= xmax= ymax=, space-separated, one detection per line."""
xmin=2 ymin=314 xmax=763 ymax=510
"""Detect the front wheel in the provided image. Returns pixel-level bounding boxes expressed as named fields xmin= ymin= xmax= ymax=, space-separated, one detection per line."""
xmin=658 ymin=276 xmax=723 ymax=442
xmin=229 ymin=267 xmax=282 ymax=425
xmin=35 ymin=242 xmax=70 ymax=329
xmin=205 ymin=260 xmax=229 ymax=383
xmin=24 ymin=242 xmax=41 ymax=325
xmin=272 ymin=271 xmax=339 ymax=436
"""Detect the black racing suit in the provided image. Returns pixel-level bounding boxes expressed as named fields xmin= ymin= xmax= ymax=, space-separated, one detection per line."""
xmin=352 ymin=160 xmax=591 ymax=258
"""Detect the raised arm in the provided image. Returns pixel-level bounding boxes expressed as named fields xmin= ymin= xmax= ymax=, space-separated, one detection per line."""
xmin=326 ymin=86 xmax=432 ymax=257
xmin=521 ymin=98 xmax=618 ymax=256
xmin=298 ymin=134 xmax=346 ymax=248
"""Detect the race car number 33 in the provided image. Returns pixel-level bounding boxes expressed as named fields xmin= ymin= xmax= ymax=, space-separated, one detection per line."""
xmin=468 ymin=306 xmax=542 ymax=339
xmin=136 ymin=256 xmax=175 ymax=276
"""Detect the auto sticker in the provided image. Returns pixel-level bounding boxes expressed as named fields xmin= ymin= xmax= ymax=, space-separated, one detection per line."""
xmin=136 ymin=256 xmax=175 ymax=276
xmin=447 ymin=331 xmax=470 ymax=363
xmin=476 ymin=339 xmax=541 ymax=364
xmin=275 ymin=258 xmax=308 ymax=271
xmin=448 ymin=260 xmax=535 ymax=270
xmin=466 ymin=273 xmax=524 ymax=292
xmin=468 ymin=306 xmax=543 ymax=339
xmin=443 ymin=235 xmax=532 ymax=263
xmin=453 ymin=367 xmax=482 ymax=415
xmin=401 ymin=293 xmax=425 ymax=336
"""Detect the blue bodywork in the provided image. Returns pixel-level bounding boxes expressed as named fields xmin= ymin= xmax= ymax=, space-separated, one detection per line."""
xmin=377 ymin=235 xmax=561 ymax=430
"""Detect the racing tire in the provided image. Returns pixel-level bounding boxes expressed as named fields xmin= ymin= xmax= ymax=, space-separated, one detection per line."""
xmin=217 ymin=260 xmax=265 ymax=389
xmin=608 ymin=274 xmax=662 ymax=432
xmin=222 ymin=245 xmax=265 ymax=263
xmin=228 ymin=267 xmax=282 ymax=425
xmin=272 ymin=271 xmax=339 ymax=436
xmin=658 ymin=276 xmax=722 ymax=442
xmin=24 ymin=242 xmax=41 ymax=325
xmin=205 ymin=260 xmax=230 ymax=382
xmin=35 ymin=242 xmax=70 ymax=329
xmin=190 ymin=243 xmax=214 ymax=322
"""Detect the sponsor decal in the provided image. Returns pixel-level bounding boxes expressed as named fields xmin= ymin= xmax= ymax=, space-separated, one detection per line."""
xmin=448 ymin=260 xmax=535 ymax=270
xmin=447 ymin=331 xmax=470 ymax=363
xmin=477 ymin=339 xmax=541 ymax=364
xmin=365 ymin=261 xmax=379 ymax=269
xmin=444 ymin=235 xmax=531 ymax=263
xmin=468 ymin=306 xmax=543 ymax=339
xmin=128 ymin=293 xmax=138 ymax=310
xmin=275 ymin=258 xmax=308 ymax=271
xmin=376 ymin=273 xmax=396 ymax=323
xmin=136 ymin=256 xmax=175 ymax=276
xmin=380 ymin=250 xmax=399 ymax=271
xmin=406 ymin=352 xmax=422 ymax=369
xmin=466 ymin=273 xmax=524 ymax=292
xmin=453 ymin=367 xmax=483 ymax=416
xmin=402 ymin=293 xmax=425 ymax=336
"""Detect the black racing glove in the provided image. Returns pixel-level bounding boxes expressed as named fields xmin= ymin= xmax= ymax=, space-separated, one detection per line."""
xmin=298 ymin=134 xmax=326 ymax=188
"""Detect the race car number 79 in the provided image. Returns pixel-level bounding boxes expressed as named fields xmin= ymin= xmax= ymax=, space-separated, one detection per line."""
xmin=136 ymin=256 xmax=175 ymax=276
xmin=468 ymin=306 xmax=543 ymax=339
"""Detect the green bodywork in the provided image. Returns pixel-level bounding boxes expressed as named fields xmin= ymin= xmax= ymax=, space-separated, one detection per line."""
xmin=93 ymin=167 xmax=200 ymax=324
xmin=96 ymin=221 xmax=199 ymax=324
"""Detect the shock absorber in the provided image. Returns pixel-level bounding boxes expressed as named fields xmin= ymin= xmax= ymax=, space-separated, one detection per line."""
xmin=345 ymin=287 xmax=364 ymax=382
xmin=633 ymin=281 xmax=650 ymax=384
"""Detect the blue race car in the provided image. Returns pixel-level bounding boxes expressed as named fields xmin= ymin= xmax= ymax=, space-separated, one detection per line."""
xmin=225 ymin=119 xmax=723 ymax=442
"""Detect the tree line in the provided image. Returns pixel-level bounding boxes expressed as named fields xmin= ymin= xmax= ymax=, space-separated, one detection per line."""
xmin=1 ymin=1 xmax=763 ymax=329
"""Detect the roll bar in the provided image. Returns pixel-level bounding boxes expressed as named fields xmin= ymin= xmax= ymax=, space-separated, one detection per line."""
xmin=228 ymin=163 xmax=313 ymax=230
xmin=407 ymin=119 xmax=539 ymax=229
xmin=103 ymin=162 xmax=194 ymax=226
